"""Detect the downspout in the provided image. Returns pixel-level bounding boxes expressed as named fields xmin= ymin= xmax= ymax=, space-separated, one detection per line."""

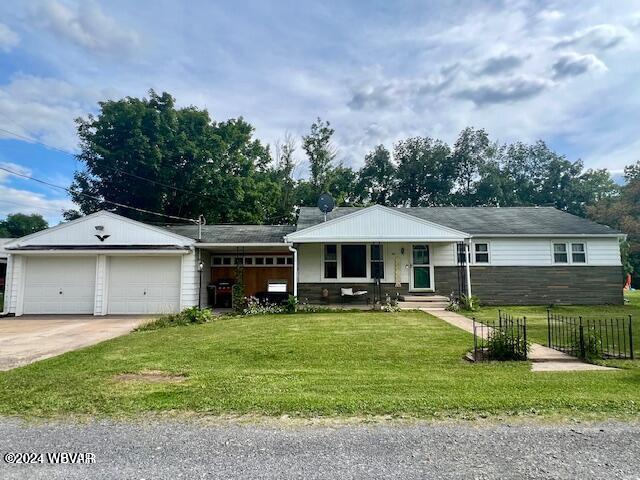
xmin=464 ymin=239 xmax=472 ymax=298
xmin=288 ymin=244 xmax=298 ymax=297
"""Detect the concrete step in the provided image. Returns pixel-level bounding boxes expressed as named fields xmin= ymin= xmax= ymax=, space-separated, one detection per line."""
xmin=400 ymin=295 xmax=449 ymax=302
xmin=398 ymin=301 xmax=449 ymax=309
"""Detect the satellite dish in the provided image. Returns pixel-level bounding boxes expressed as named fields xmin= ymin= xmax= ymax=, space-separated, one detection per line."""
xmin=317 ymin=193 xmax=335 ymax=221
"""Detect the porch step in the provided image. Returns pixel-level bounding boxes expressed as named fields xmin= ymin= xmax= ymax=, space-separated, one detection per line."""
xmin=397 ymin=295 xmax=449 ymax=310
xmin=399 ymin=301 xmax=449 ymax=309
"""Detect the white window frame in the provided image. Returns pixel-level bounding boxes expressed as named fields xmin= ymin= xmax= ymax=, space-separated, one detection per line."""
xmin=473 ymin=241 xmax=491 ymax=264
xmin=320 ymin=243 xmax=376 ymax=282
xmin=571 ymin=242 xmax=587 ymax=264
xmin=211 ymin=255 xmax=294 ymax=267
xmin=322 ymin=244 xmax=339 ymax=280
xmin=551 ymin=241 xmax=588 ymax=265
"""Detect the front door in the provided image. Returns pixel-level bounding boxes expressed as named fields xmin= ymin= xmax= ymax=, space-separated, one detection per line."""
xmin=410 ymin=244 xmax=433 ymax=291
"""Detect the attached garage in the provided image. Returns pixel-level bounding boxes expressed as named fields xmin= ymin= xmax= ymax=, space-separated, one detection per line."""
xmin=2 ymin=211 xmax=198 ymax=317
xmin=107 ymin=256 xmax=181 ymax=314
xmin=23 ymin=256 xmax=96 ymax=314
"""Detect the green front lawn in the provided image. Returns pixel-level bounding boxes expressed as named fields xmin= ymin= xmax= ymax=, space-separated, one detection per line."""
xmin=1 ymin=310 xmax=640 ymax=419
xmin=468 ymin=291 xmax=640 ymax=368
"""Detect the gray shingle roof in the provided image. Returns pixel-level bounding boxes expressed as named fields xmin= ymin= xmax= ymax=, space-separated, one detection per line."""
xmin=163 ymin=224 xmax=296 ymax=243
xmin=296 ymin=207 xmax=620 ymax=236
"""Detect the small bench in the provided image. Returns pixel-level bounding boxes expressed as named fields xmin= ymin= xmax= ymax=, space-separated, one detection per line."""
xmin=340 ymin=287 xmax=368 ymax=304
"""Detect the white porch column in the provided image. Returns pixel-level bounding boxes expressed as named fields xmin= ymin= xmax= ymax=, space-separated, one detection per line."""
xmin=288 ymin=244 xmax=298 ymax=297
xmin=464 ymin=241 xmax=472 ymax=298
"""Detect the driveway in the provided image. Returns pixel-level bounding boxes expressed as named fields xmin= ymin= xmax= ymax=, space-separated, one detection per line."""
xmin=0 ymin=419 xmax=638 ymax=479
xmin=0 ymin=315 xmax=151 ymax=370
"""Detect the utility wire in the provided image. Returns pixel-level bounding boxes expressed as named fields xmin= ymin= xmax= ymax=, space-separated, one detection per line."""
xmin=0 ymin=165 xmax=198 ymax=223
xmin=0 ymin=126 xmax=215 ymax=201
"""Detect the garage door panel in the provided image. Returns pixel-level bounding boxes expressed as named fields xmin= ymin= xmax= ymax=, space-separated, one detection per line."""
xmin=107 ymin=257 xmax=181 ymax=314
xmin=23 ymin=257 xmax=96 ymax=315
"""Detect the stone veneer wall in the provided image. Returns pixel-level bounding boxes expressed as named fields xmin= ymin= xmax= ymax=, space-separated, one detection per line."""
xmin=434 ymin=266 xmax=623 ymax=305
xmin=297 ymin=283 xmax=410 ymax=304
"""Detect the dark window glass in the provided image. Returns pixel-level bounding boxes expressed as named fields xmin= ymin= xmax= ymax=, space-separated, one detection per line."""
xmin=213 ymin=257 xmax=222 ymax=265
xmin=222 ymin=257 xmax=231 ymax=265
xmin=244 ymin=257 xmax=253 ymax=265
xmin=474 ymin=243 xmax=489 ymax=263
xmin=324 ymin=262 xmax=337 ymax=279
xmin=370 ymin=244 xmax=384 ymax=279
xmin=255 ymin=257 xmax=264 ymax=265
xmin=265 ymin=257 xmax=274 ymax=265
xmin=276 ymin=257 xmax=286 ymax=265
xmin=413 ymin=245 xmax=430 ymax=265
xmin=286 ymin=257 xmax=293 ymax=265
xmin=342 ymin=244 xmax=366 ymax=278
xmin=456 ymin=244 xmax=466 ymax=264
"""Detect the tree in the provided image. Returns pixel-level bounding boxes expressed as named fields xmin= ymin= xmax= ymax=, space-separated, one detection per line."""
xmin=328 ymin=165 xmax=358 ymax=206
xmin=270 ymin=133 xmax=298 ymax=223
xmin=70 ymin=90 xmax=279 ymax=224
xmin=0 ymin=213 xmax=48 ymax=237
xmin=452 ymin=127 xmax=491 ymax=206
xmin=357 ymin=145 xmax=396 ymax=205
xmin=302 ymin=118 xmax=336 ymax=200
xmin=588 ymin=160 xmax=640 ymax=284
xmin=393 ymin=137 xmax=455 ymax=206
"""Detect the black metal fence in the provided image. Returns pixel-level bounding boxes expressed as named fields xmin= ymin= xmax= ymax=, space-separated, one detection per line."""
xmin=472 ymin=310 xmax=528 ymax=361
xmin=547 ymin=310 xmax=634 ymax=360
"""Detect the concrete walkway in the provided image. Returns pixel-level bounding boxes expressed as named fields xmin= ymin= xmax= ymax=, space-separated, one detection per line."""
xmin=419 ymin=308 xmax=615 ymax=372
xmin=0 ymin=315 xmax=151 ymax=371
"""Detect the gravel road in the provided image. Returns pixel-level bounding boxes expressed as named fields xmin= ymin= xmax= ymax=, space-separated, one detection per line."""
xmin=1 ymin=418 xmax=639 ymax=479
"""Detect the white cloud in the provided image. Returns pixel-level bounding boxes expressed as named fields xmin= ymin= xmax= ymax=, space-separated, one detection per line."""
xmin=0 ymin=22 xmax=19 ymax=52
xmin=0 ymin=74 xmax=108 ymax=151
xmin=34 ymin=0 xmax=139 ymax=56
xmin=552 ymin=52 xmax=607 ymax=79
xmin=0 ymin=162 xmax=73 ymax=224
xmin=554 ymin=24 xmax=631 ymax=50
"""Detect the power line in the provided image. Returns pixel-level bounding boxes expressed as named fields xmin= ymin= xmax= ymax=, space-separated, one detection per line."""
xmin=0 ymin=126 xmax=215 ymax=201
xmin=0 ymin=199 xmax=69 ymax=215
xmin=0 ymin=165 xmax=198 ymax=223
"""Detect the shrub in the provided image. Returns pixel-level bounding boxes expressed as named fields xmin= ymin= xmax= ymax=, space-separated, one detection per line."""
xmin=459 ymin=294 xmax=480 ymax=312
xmin=136 ymin=307 xmax=214 ymax=331
xmin=285 ymin=295 xmax=299 ymax=313
xmin=486 ymin=329 xmax=529 ymax=361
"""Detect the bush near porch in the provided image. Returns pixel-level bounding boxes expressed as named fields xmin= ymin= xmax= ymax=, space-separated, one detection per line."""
xmin=0 ymin=310 xmax=639 ymax=419
xmin=467 ymin=291 xmax=640 ymax=368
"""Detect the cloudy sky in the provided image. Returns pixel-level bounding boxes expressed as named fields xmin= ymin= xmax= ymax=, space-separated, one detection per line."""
xmin=0 ymin=0 xmax=639 ymax=224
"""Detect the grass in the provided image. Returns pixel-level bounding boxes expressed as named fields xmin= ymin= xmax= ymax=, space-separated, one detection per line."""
xmin=468 ymin=291 xmax=640 ymax=368
xmin=1 ymin=310 xmax=640 ymax=420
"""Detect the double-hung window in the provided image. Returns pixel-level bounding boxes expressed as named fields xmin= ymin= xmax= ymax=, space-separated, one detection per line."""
xmin=324 ymin=244 xmax=337 ymax=279
xmin=474 ymin=243 xmax=489 ymax=263
xmin=571 ymin=243 xmax=586 ymax=263
xmin=370 ymin=244 xmax=384 ymax=279
xmin=553 ymin=243 xmax=568 ymax=263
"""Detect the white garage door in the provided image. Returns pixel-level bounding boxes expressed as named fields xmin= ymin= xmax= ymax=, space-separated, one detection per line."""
xmin=107 ymin=257 xmax=181 ymax=314
xmin=23 ymin=257 xmax=96 ymax=314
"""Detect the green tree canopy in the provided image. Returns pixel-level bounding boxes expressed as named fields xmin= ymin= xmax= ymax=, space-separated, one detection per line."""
xmin=71 ymin=90 xmax=280 ymax=224
xmin=357 ymin=145 xmax=396 ymax=205
xmin=0 ymin=213 xmax=48 ymax=238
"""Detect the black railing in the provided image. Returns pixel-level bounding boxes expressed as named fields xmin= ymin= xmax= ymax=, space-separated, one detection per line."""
xmin=547 ymin=310 xmax=634 ymax=360
xmin=472 ymin=310 xmax=528 ymax=361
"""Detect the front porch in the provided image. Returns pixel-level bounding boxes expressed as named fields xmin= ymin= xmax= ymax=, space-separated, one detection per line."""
xmin=197 ymin=245 xmax=294 ymax=308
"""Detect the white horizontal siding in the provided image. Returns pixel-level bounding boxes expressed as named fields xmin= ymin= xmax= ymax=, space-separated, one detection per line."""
xmin=474 ymin=238 xmax=621 ymax=266
xmin=289 ymin=205 xmax=467 ymax=242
